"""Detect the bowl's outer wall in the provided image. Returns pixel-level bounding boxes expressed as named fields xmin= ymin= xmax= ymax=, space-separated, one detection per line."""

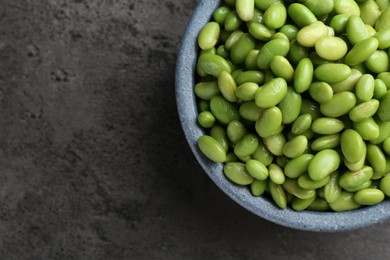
xmin=175 ymin=0 xmax=390 ymax=232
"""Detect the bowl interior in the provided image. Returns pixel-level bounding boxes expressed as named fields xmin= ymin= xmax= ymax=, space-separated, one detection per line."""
xmin=175 ymin=0 xmax=390 ymax=232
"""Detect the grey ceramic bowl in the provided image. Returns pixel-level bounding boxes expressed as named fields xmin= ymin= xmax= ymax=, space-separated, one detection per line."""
xmin=175 ymin=0 xmax=390 ymax=232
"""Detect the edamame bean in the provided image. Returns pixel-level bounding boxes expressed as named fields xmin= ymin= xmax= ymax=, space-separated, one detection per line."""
xmin=248 ymin=23 xmax=274 ymax=41
xmin=346 ymin=15 xmax=369 ymax=45
xmin=345 ymin=37 xmax=379 ymax=66
xmin=334 ymin=0 xmax=361 ymax=16
xmin=210 ymin=95 xmax=240 ymax=124
xmin=308 ymin=149 xmax=341 ymax=181
xmin=383 ymin=138 xmax=390 ymax=155
xmin=224 ymin=162 xmax=254 ymax=185
xmin=236 ymin=71 xmax=264 ymax=85
xmin=301 ymin=99 xmax=321 ymax=119
xmin=324 ymin=171 xmax=342 ymax=203
xmin=231 ymin=33 xmax=256 ymax=64
xmin=213 ymin=6 xmax=231 ymax=25
xmin=245 ymin=49 xmax=260 ymax=69
xmin=354 ymin=188 xmax=385 ymax=205
xmin=307 ymin=197 xmax=331 ymax=211
xmin=329 ymin=191 xmax=361 ymax=212
xmin=299 ymin=174 xmax=330 ymax=190
xmin=302 ymin=0 xmax=335 ymax=16
xmin=255 ymin=77 xmax=288 ymax=108
xmin=374 ymin=79 xmax=388 ymax=99
xmin=375 ymin=6 xmax=390 ymax=31
xmin=210 ymin=125 xmax=229 ymax=152
xmin=353 ymin=118 xmax=380 ymax=141
xmin=198 ymin=22 xmax=221 ymax=50
xmin=252 ymin=140 xmax=274 ymax=166
xmin=315 ymin=36 xmax=348 ymax=61
xmin=263 ymin=133 xmax=286 ymax=156
xmin=288 ymin=3 xmax=317 ymax=28
xmin=359 ymin=0 xmax=382 ymax=27
xmin=283 ymin=135 xmax=308 ymax=158
xmin=279 ymin=24 xmax=298 ymax=41
xmin=269 ymin=181 xmax=287 ymax=209
xmin=283 ymin=178 xmax=316 ymax=199
xmin=198 ymin=135 xmax=227 ymax=163
xmin=341 ymin=129 xmax=365 ymax=163
xmin=268 ymin=163 xmax=285 ymax=184
xmin=239 ymin=101 xmax=263 ymax=121
xmin=312 ymin=117 xmax=345 ymax=135
xmin=225 ymin=10 xmax=243 ymax=31
xmin=370 ymin=120 xmax=390 ymax=144
xmin=320 ymin=91 xmax=356 ymax=117
xmin=309 ymin=82 xmax=333 ymax=103
xmin=236 ymin=82 xmax=259 ymax=101
xmin=367 ymin=144 xmax=387 ymax=174
xmin=292 ymin=114 xmax=312 ymax=135
xmin=251 ymin=179 xmax=268 ymax=196
xmin=225 ymin=30 xmax=244 ymax=50
xmin=284 ymin=154 xmax=313 ymax=178
xmin=254 ymin=0 xmax=279 ymax=11
xmin=278 ymin=87 xmax=302 ymax=124
xmin=378 ymin=91 xmax=390 ymax=121
xmin=330 ymin=14 xmax=350 ymax=34
xmin=255 ymin=106 xmax=283 ymax=138
xmin=365 ymin=50 xmax=390 ymax=73
xmin=331 ymin=69 xmax=362 ymax=93
xmin=218 ymin=71 xmax=237 ymax=102
xmin=198 ymin=54 xmax=232 ymax=77
xmin=291 ymin=195 xmax=316 ymax=211
xmin=270 ymin=56 xmax=294 ymax=82
xmin=263 ymin=2 xmax=287 ymax=29
xmin=339 ymin=166 xmax=374 ymax=190
xmin=349 ymin=99 xmax=379 ymax=122
xmin=257 ymin=38 xmax=290 ymax=69
xmin=236 ymin=0 xmax=255 ymax=22
xmin=227 ymin=120 xmax=247 ymax=143
xmin=296 ymin=21 xmax=329 ymax=47
xmin=311 ymin=134 xmax=341 ymax=151
xmin=288 ymin=40 xmax=309 ymax=65
xmin=294 ymin=58 xmax=314 ymax=93
xmin=380 ymin=175 xmax=390 ymax=197
xmin=355 ymin=74 xmax=375 ymax=101
xmin=315 ymin=63 xmax=352 ymax=84
xmin=195 ymin=81 xmax=220 ymax=100
xmin=377 ymin=72 xmax=390 ymax=89
xmin=246 ymin=159 xmax=268 ymax=180
xmin=198 ymin=111 xmax=216 ymax=128
xmin=375 ymin=28 xmax=390 ymax=49
xmin=234 ymin=133 xmax=259 ymax=157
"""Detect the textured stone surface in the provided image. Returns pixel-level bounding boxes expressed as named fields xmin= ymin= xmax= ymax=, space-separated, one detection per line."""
xmin=0 ymin=0 xmax=389 ymax=259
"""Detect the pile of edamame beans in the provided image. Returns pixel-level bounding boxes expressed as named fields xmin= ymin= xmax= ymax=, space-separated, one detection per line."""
xmin=195 ymin=0 xmax=390 ymax=211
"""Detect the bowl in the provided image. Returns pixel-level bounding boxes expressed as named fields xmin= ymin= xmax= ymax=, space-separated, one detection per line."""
xmin=175 ymin=0 xmax=390 ymax=232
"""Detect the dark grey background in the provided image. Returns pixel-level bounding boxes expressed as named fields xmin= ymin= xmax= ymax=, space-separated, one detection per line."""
xmin=0 ymin=0 xmax=389 ymax=259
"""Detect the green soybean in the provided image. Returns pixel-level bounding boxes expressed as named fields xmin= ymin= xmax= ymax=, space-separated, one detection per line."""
xmin=302 ymin=0 xmax=335 ymax=16
xmin=195 ymin=81 xmax=220 ymax=100
xmin=263 ymin=133 xmax=286 ymax=156
xmin=236 ymin=0 xmax=255 ymax=22
xmin=383 ymin=138 xmax=390 ymax=155
xmin=278 ymin=87 xmax=302 ymax=124
xmin=312 ymin=117 xmax=345 ymax=135
xmin=248 ymin=23 xmax=274 ymax=41
xmin=355 ymin=74 xmax=375 ymax=101
xmin=227 ymin=120 xmax=247 ymax=143
xmin=324 ymin=171 xmax=342 ymax=203
xmin=366 ymin=50 xmax=390 ymax=74
xmin=292 ymin=114 xmax=312 ymax=135
xmin=279 ymin=24 xmax=299 ymax=41
xmin=239 ymin=101 xmax=263 ymax=121
xmin=307 ymin=197 xmax=331 ymax=211
xmin=198 ymin=22 xmax=221 ymax=50
xmin=270 ymin=56 xmax=294 ymax=82
xmin=320 ymin=91 xmax=356 ymax=117
xmin=255 ymin=77 xmax=288 ymax=108
xmin=214 ymin=6 xmax=231 ymax=25
xmin=236 ymin=71 xmax=264 ymax=85
xmin=375 ymin=5 xmax=390 ymax=31
xmin=263 ymin=2 xmax=287 ymax=29
xmin=367 ymin=144 xmax=387 ymax=174
xmin=284 ymin=154 xmax=314 ymax=178
xmin=315 ymin=63 xmax=352 ymax=84
xmin=377 ymin=72 xmax=390 ymax=89
xmin=309 ymin=82 xmax=333 ymax=104
xmin=375 ymin=28 xmax=390 ymax=49
xmin=339 ymin=166 xmax=374 ymax=190
xmin=315 ymin=36 xmax=348 ymax=61
xmin=198 ymin=54 xmax=232 ymax=77
xmin=210 ymin=125 xmax=229 ymax=152
xmin=349 ymin=99 xmax=379 ymax=122
xmin=283 ymin=135 xmax=308 ymax=159
xmin=231 ymin=33 xmax=256 ymax=64
xmin=301 ymin=99 xmax=321 ymax=120
xmin=370 ymin=120 xmax=390 ymax=144
xmin=224 ymin=162 xmax=254 ymax=185
xmin=255 ymin=106 xmax=283 ymax=138
xmin=346 ymin=15 xmax=369 ymax=45
xmin=257 ymin=38 xmax=290 ymax=69
xmin=341 ymin=129 xmax=365 ymax=163
xmin=299 ymin=174 xmax=330 ymax=190
xmin=331 ymin=69 xmax=362 ymax=93
xmin=246 ymin=159 xmax=268 ymax=180
xmin=353 ymin=118 xmax=380 ymax=141
xmin=334 ymin=0 xmax=361 ymax=16
xmin=291 ymin=195 xmax=316 ymax=211
xmin=225 ymin=30 xmax=244 ymax=50
xmin=311 ymin=134 xmax=341 ymax=151
xmin=296 ymin=21 xmax=329 ymax=47
xmin=329 ymin=191 xmax=361 ymax=212
xmin=268 ymin=163 xmax=285 ymax=184
xmin=359 ymin=0 xmax=382 ymax=27
xmin=288 ymin=3 xmax=317 ymax=28
xmin=283 ymin=178 xmax=316 ymax=199
xmin=269 ymin=181 xmax=287 ymax=209
xmin=218 ymin=71 xmax=238 ymax=102
xmin=245 ymin=49 xmax=260 ymax=69
xmin=345 ymin=37 xmax=379 ymax=66
xmin=198 ymin=111 xmax=216 ymax=128
xmin=252 ymin=140 xmax=274 ymax=166
xmin=225 ymin=10 xmax=243 ymax=31
xmin=288 ymin=40 xmax=309 ymax=65
xmin=308 ymin=149 xmax=341 ymax=181
xmin=210 ymin=95 xmax=240 ymax=124
xmin=234 ymin=133 xmax=259 ymax=157
xmin=330 ymin=14 xmax=350 ymax=34
xmin=251 ymin=179 xmax=268 ymax=196
xmin=236 ymin=82 xmax=259 ymax=101
xmin=380 ymin=175 xmax=390 ymax=197
xmin=294 ymin=58 xmax=314 ymax=93
xmin=354 ymin=188 xmax=385 ymax=205
xmin=198 ymin=135 xmax=227 ymax=163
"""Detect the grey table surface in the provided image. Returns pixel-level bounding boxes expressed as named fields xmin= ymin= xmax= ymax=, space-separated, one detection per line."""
xmin=0 ymin=0 xmax=389 ymax=259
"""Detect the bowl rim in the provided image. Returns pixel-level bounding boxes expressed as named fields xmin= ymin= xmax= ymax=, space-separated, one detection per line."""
xmin=175 ymin=0 xmax=390 ymax=232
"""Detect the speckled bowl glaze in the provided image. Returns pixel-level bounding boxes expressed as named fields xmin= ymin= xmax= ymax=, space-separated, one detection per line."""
xmin=175 ymin=0 xmax=390 ymax=232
